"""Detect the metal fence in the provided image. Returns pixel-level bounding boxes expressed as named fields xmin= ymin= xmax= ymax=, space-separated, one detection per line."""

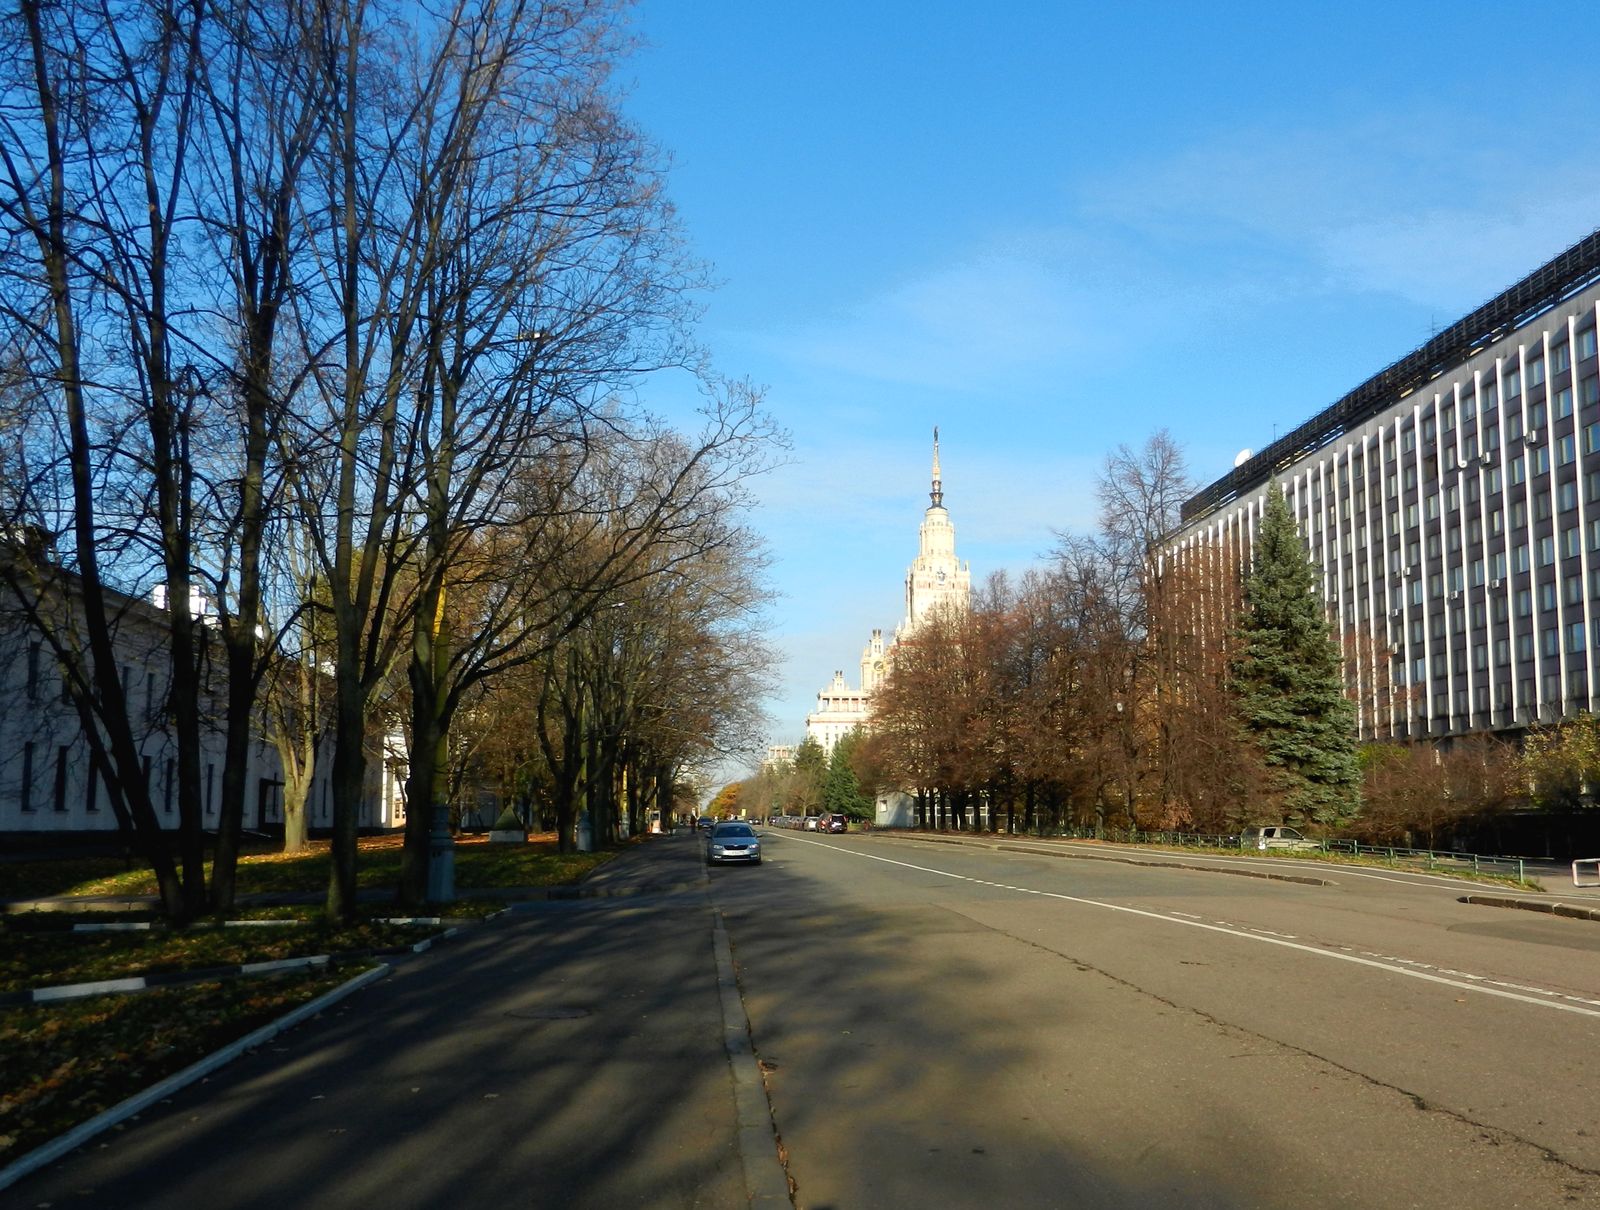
xmin=1008 ymin=825 xmax=1526 ymax=882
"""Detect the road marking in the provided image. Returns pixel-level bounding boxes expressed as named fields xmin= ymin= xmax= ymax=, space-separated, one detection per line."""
xmin=782 ymin=836 xmax=1600 ymax=1020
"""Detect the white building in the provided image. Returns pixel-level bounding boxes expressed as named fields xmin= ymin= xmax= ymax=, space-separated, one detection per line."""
xmin=1168 ymin=227 xmax=1600 ymax=741
xmin=803 ymin=429 xmax=972 ymax=754
xmin=0 ymin=566 xmax=406 ymax=836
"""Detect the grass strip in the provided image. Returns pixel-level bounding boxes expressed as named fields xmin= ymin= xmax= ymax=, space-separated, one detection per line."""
xmin=1 ymin=836 xmax=614 ymax=902
xmin=0 ymin=921 xmax=432 ymax=994
xmin=0 ymin=971 xmax=354 ymax=1163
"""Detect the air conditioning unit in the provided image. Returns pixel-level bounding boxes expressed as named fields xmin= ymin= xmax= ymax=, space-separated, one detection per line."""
xmin=1479 ymin=453 xmax=1493 ymax=466
xmin=1491 ymin=578 xmax=1503 ymax=589
xmin=1402 ymin=566 xmax=1417 ymax=578
xmin=1527 ymin=429 xmax=1540 ymax=444
xmin=1390 ymin=643 xmax=1403 ymax=655
xmin=1390 ymin=607 xmax=1403 ymax=618
xmin=1448 ymin=590 xmax=1461 ymax=600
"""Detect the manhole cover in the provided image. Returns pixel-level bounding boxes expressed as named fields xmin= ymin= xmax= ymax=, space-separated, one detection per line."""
xmin=506 ymin=1006 xmax=591 ymax=1020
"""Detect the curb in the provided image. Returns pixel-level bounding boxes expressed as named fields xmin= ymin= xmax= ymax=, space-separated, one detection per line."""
xmin=1461 ymin=893 xmax=1600 ymax=921
xmin=0 ymin=964 xmax=392 ymax=1193
xmin=710 ymin=909 xmax=791 ymax=1208
xmin=879 ymin=832 xmax=1336 ymax=887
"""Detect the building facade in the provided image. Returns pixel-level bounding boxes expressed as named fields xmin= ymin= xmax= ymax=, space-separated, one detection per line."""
xmin=1170 ymin=228 xmax=1600 ymax=742
xmin=0 ymin=574 xmax=406 ymax=836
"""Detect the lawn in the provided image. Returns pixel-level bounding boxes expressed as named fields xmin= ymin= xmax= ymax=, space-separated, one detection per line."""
xmin=0 ymin=918 xmax=436 ymax=994
xmin=0 ymin=834 xmax=614 ymax=902
xmin=0 ymin=971 xmax=360 ymax=1164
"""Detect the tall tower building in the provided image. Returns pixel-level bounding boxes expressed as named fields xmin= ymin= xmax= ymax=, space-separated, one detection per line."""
xmin=803 ymin=428 xmax=974 ymax=754
xmin=899 ymin=426 xmax=972 ymax=640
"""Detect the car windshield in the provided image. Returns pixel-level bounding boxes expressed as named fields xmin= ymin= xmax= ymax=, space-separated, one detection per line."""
xmin=712 ymin=824 xmax=755 ymax=838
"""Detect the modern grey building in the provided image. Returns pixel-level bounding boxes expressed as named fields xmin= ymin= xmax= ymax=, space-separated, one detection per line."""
xmin=1171 ymin=228 xmax=1600 ymax=741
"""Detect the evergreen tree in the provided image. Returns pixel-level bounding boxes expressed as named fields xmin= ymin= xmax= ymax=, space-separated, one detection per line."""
xmin=790 ymin=737 xmax=827 ymax=816
xmin=823 ymin=729 xmax=874 ymax=820
xmin=1231 ymin=488 xmax=1361 ymax=826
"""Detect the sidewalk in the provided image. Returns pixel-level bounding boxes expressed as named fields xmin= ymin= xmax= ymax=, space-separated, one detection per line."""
xmin=5 ymin=832 xmax=790 ymax=1209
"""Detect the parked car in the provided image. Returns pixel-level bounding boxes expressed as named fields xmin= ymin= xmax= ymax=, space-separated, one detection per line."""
xmin=706 ymin=821 xmax=762 ymax=865
xmin=1241 ymin=825 xmax=1319 ymax=852
xmin=802 ymin=815 xmax=821 ymax=831
xmin=824 ymin=813 xmax=847 ymax=833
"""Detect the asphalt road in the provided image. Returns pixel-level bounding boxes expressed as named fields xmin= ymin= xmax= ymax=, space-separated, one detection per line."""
xmin=4 ymin=870 xmax=750 ymax=1210
xmin=714 ymin=830 xmax=1600 ymax=1210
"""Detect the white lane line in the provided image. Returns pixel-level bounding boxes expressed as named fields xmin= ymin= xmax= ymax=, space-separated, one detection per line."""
xmin=782 ymin=835 xmax=1600 ymax=1020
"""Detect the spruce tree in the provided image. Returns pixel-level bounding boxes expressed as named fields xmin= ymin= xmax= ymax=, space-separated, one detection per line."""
xmin=822 ymin=729 xmax=874 ymax=821
xmin=1231 ymin=488 xmax=1362 ymax=826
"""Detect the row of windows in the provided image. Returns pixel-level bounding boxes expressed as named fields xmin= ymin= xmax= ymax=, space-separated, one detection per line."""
xmin=10 ymin=743 xmax=216 ymax=816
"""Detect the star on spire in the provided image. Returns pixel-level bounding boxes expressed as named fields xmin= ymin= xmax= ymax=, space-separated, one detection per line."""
xmin=930 ymin=425 xmax=943 ymax=508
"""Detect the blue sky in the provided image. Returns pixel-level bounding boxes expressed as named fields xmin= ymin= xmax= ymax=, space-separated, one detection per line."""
xmin=618 ymin=0 xmax=1600 ymax=767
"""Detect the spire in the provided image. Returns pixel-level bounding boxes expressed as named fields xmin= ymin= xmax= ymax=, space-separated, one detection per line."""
xmin=930 ymin=425 xmax=943 ymax=508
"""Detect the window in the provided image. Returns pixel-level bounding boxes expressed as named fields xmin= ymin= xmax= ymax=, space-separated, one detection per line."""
xmin=1508 ymin=412 xmax=1524 ymax=441
xmin=1539 ymin=536 xmax=1555 ymax=567
xmin=84 ymin=762 xmax=98 ymax=813
xmin=19 ymin=743 xmax=34 ymax=813
xmin=164 ymin=759 xmax=174 ymax=815
xmin=205 ymin=763 xmax=215 ymax=816
xmin=1404 ymin=465 xmax=1417 ymax=491
xmin=1532 ymin=401 xmax=1547 ymax=429
xmin=1580 ymin=329 xmax=1598 ymax=360
xmin=1511 ymin=455 xmax=1526 ymax=485
xmin=1558 ymin=387 xmax=1574 ymax=418
xmin=26 ymin=641 xmax=40 ymax=701
xmin=1543 ymin=629 xmax=1560 ymax=658
xmin=1514 ymin=544 xmax=1531 ymax=572
xmin=54 ymin=747 xmax=69 ymax=813
xmin=1534 ymin=446 xmax=1550 ymax=475
xmin=1496 ymin=638 xmax=1511 ymax=666
xmin=1541 ymin=582 xmax=1557 ymax=611
xmin=1492 ymin=551 xmax=1506 ymax=579
xmin=1590 ymin=470 xmax=1600 ymax=503
xmin=1565 ymin=527 xmax=1581 ymax=558
xmin=1519 ymin=633 xmax=1535 ymax=661
xmin=1403 ymin=425 xmax=1417 ymax=452
xmin=1560 ymin=434 xmax=1576 ymax=465
xmin=1505 ymin=367 xmax=1522 ymax=397
xmin=1561 ymin=481 xmax=1578 ymax=512
xmin=1568 ymin=623 xmax=1586 ymax=654
xmin=1517 ymin=589 xmax=1533 ymax=617
xmin=1530 ymin=357 xmax=1546 ymax=387
xmin=1537 ymin=492 xmax=1552 ymax=521
xmin=1474 ymin=644 xmax=1488 ymax=671
xmin=1427 ymin=493 xmax=1440 ymax=520
xmin=1587 ymin=422 xmax=1600 ymax=455
xmin=1491 ymin=507 xmax=1504 ymax=535
xmin=1568 ymin=575 xmax=1584 ymax=605
xmin=1555 ymin=343 xmax=1572 ymax=373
